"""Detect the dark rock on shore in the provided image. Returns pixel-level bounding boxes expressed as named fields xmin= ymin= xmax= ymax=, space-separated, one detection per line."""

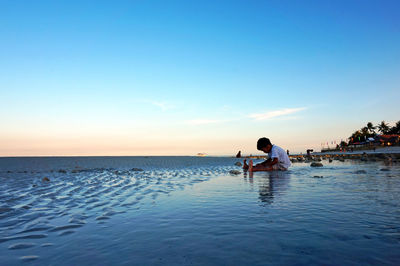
xmin=310 ymin=162 xmax=323 ymax=167
xmin=355 ymin=170 xmax=367 ymax=174
xmin=229 ymin=170 xmax=241 ymax=175
xmin=71 ymin=169 xmax=82 ymax=173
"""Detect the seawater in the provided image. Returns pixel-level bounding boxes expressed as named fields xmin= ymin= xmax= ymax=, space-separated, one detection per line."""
xmin=0 ymin=156 xmax=399 ymax=265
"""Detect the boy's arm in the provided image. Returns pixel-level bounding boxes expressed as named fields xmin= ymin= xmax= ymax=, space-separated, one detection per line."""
xmin=256 ymin=158 xmax=272 ymax=167
xmin=270 ymin=158 xmax=278 ymax=166
xmin=263 ymin=158 xmax=278 ymax=167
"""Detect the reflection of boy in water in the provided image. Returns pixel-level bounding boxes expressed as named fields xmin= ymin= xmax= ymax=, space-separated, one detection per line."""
xmin=243 ymin=137 xmax=291 ymax=172
xmin=256 ymin=171 xmax=291 ymax=205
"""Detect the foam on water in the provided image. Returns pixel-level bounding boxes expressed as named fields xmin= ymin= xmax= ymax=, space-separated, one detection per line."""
xmin=0 ymin=157 xmax=399 ymax=265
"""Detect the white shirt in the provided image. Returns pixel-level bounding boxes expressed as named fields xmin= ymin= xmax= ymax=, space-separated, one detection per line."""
xmin=269 ymin=145 xmax=291 ymax=169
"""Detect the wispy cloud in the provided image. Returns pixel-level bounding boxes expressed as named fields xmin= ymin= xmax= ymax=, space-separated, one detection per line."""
xmin=186 ymin=107 xmax=306 ymax=125
xmin=150 ymin=101 xmax=175 ymax=111
xmin=249 ymin=107 xmax=306 ymax=120
xmin=186 ymin=119 xmax=224 ymax=125
xmin=137 ymin=100 xmax=175 ymax=111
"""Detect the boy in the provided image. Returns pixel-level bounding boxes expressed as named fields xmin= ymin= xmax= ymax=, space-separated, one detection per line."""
xmin=243 ymin=137 xmax=291 ymax=172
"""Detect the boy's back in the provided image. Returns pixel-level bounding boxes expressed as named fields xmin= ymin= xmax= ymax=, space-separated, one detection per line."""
xmin=269 ymin=145 xmax=291 ymax=170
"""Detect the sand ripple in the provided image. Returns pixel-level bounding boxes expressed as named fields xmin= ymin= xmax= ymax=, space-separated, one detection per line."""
xmin=8 ymin=242 xmax=35 ymax=250
xmin=0 ymin=158 xmax=238 ymax=254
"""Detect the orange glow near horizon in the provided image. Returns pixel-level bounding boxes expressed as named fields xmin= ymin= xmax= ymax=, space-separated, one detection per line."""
xmin=0 ymin=132 xmax=334 ymax=157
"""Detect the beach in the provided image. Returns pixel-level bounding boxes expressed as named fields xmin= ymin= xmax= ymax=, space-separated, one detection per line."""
xmin=1 ymin=0 xmax=399 ymax=264
xmin=1 ymin=156 xmax=400 ymax=265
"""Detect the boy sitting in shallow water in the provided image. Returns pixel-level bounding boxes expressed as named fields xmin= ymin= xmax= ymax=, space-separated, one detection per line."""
xmin=243 ymin=137 xmax=291 ymax=172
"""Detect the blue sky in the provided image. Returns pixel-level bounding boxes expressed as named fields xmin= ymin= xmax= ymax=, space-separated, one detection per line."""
xmin=0 ymin=0 xmax=399 ymax=156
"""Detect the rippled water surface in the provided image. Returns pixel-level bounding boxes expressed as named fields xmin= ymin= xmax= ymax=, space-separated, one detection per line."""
xmin=1 ymin=156 xmax=400 ymax=265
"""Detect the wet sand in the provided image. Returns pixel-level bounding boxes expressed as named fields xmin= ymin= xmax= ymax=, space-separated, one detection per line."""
xmin=0 ymin=157 xmax=400 ymax=265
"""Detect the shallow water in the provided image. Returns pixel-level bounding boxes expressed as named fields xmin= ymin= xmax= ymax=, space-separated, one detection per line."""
xmin=0 ymin=157 xmax=399 ymax=265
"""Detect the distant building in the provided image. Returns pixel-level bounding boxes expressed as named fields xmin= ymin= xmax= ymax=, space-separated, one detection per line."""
xmin=375 ymin=134 xmax=400 ymax=146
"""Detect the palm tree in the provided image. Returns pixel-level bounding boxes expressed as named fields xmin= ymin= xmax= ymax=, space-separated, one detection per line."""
xmin=377 ymin=121 xmax=390 ymax=134
xmin=366 ymin=122 xmax=376 ymax=135
xmin=394 ymin=120 xmax=400 ymax=134
xmin=361 ymin=126 xmax=369 ymax=137
xmin=388 ymin=120 xmax=400 ymax=134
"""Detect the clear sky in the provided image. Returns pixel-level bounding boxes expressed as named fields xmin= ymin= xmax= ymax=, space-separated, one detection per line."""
xmin=1 ymin=0 xmax=399 ymax=156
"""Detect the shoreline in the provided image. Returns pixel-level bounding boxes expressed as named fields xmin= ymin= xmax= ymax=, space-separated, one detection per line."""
xmin=314 ymin=146 xmax=400 ymax=155
xmin=241 ymin=146 xmax=400 ymax=159
xmin=239 ymin=146 xmax=400 ymax=164
xmin=289 ymin=150 xmax=400 ymax=165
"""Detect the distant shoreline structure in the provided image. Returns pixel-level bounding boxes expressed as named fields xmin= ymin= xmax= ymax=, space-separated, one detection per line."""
xmin=319 ymin=121 xmax=400 ymax=153
xmin=235 ymin=145 xmax=400 ymax=159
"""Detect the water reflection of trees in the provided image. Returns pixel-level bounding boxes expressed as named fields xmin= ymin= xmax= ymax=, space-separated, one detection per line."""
xmin=244 ymin=171 xmax=291 ymax=205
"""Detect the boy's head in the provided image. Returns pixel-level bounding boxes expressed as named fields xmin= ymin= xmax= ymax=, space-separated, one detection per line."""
xmin=257 ymin=137 xmax=272 ymax=153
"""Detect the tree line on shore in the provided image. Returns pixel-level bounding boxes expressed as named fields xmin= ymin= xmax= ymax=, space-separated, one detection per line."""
xmin=347 ymin=121 xmax=400 ymax=144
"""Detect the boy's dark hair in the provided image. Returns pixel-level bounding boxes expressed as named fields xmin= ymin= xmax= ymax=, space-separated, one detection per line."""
xmin=257 ymin=137 xmax=272 ymax=150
